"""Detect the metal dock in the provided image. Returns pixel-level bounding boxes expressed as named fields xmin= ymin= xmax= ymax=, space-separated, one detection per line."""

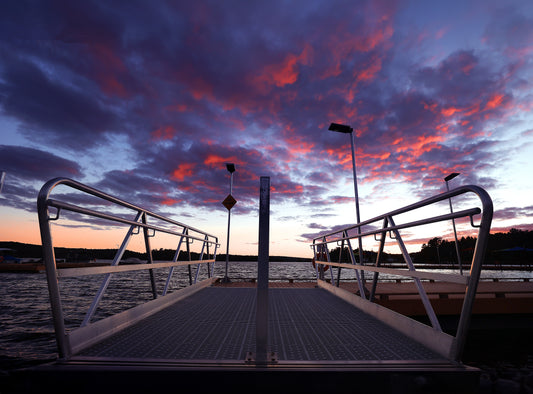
xmin=77 ymin=287 xmax=441 ymax=362
xmin=6 ymin=176 xmax=494 ymax=393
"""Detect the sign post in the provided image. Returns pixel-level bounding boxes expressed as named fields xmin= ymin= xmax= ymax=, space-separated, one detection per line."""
xmin=222 ymin=164 xmax=236 ymax=283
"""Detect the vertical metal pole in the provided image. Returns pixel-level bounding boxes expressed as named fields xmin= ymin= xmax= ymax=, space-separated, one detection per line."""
xmin=370 ymin=217 xmax=388 ymax=302
xmin=256 ymin=176 xmax=270 ymax=364
xmin=451 ymin=187 xmax=493 ymax=361
xmin=38 ymin=199 xmax=70 ymax=359
xmin=349 ymin=132 xmax=365 ymax=285
xmin=206 ymin=236 xmax=211 ymax=278
xmin=211 ymin=241 xmax=218 ymax=277
xmin=446 ymin=181 xmax=463 ymax=275
xmin=186 ymin=229 xmax=192 ymax=286
xmin=336 ymin=238 xmax=345 ymax=287
xmin=142 ymin=213 xmax=157 ymax=299
xmin=223 ymin=172 xmax=233 ymax=283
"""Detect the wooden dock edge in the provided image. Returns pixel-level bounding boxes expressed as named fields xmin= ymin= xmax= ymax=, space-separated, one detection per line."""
xmin=317 ymin=279 xmax=456 ymax=360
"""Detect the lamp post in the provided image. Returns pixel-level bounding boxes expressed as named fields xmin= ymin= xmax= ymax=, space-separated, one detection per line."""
xmin=329 ymin=123 xmax=365 ymax=284
xmin=444 ymin=172 xmax=462 ymax=275
xmin=222 ymin=163 xmax=236 ymax=283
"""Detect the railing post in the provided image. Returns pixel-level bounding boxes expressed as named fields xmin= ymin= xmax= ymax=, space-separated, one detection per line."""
xmin=370 ymin=217 xmax=389 ymax=302
xmin=142 ymin=212 xmax=157 ymax=299
xmin=451 ymin=186 xmax=493 ymax=361
xmin=186 ymin=229 xmax=193 ymax=286
xmin=38 ymin=194 xmax=70 ymax=359
xmin=256 ymin=176 xmax=270 ymax=364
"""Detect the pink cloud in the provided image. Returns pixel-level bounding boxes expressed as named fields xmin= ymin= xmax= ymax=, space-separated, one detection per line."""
xmin=250 ymin=44 xmax=314 ymax=93
xmin=172 ymin=163 xmax=196 ymax=181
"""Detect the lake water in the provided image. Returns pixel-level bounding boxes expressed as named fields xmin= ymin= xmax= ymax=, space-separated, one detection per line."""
xmin=1 ymin=261 xmax=531 ymax=371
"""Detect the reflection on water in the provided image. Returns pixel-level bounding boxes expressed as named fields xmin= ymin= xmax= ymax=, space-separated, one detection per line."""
xmin=0 ymin=261 xmax=531 ymax=369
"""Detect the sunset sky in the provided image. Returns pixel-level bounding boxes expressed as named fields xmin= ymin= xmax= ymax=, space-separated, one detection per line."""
xmin=1 ymin=0 xmax=532 ymax=259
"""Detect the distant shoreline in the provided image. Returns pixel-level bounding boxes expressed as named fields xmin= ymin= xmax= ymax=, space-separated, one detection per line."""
xmin=1 ymin=260 xmax=531 ymax=274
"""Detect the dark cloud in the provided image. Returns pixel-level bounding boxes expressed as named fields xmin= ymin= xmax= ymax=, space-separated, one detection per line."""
xmin=0 ymin=56 xmax=120 ymax=149
xmin=0 ymin=145 xmax=81 ymax=181
xmin=0 ymin=145 xmax=82 ymax=212
xmin=494 ymin=206 xmax=533 ymax=222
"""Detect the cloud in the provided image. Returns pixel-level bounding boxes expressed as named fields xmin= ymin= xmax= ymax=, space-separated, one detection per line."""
xmin=0 ymin=145 xmax=83 ymax=212
xmin=483 ymin=6 xmax=533 ymax=58
xmin=0 ymin=145 xmax=81 ymax=181
xmin=494 ymin=206 xmax=533 ymax=222
xmin=0 ymin=56 xmax=121 ymax=150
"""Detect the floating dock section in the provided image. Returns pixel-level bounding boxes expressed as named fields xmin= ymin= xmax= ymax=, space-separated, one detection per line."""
xmin=5 ymin=176 xmax=496 ymax=393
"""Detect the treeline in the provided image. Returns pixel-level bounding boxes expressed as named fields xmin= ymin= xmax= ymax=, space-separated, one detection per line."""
xmin=322 ymin=228 xmax=533 ymax=266
xmin=2 ymin=228 xmax=531 ymax=265
xmin=0 ymin=241 xmax=308 ymax=263
xmin=416 ymin=228 xmax=533 ymax=265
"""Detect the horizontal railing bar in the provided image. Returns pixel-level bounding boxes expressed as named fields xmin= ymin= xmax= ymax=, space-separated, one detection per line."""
xmin=39 ymin=177 xmax=219 ymax=240
xmin=312 ymin=261 xmax=469 ymax=285
xmin=313 ymin=207 xmax=480 ymax=245
xmin=313 ymin=185 xmax=484 ymax=241
xmin=58 ymin=259 xmax=215 ymax=278
xmin=48 ymin=199 xmax=219 ymax=245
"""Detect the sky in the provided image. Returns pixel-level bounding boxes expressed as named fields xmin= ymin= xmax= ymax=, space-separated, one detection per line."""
xmin=0 ymin=0 xmax=532 ymax=259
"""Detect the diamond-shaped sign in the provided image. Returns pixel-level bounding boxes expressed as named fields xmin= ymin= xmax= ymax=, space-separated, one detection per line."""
xmin=222 ymin=194 xmax=237 ymax=210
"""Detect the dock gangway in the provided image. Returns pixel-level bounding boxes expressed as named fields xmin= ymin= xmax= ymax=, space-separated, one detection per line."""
xmin=6 ymin=176 xmax=493 ymax=393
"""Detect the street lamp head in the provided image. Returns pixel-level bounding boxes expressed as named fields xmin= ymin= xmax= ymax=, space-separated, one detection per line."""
xmin=444 ymin=172 xmax=460 ymax=182
xmin=328 ymin=123 xmax=353 ymax=134
xmin=226 ymin=163 xmax=236 ymax=173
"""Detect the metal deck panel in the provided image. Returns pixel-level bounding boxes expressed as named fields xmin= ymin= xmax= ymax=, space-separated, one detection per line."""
xmin=77 ymin=287 xmax=442 ymax=362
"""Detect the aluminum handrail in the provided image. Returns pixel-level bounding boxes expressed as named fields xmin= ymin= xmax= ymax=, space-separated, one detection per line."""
xmin=47 ymin=199 xmax=218 ymax=244
xmin=315 ymin=185 xmax=488 ymax=239
xmin=39 ymin=177 xmax=218 ymax=239
xmin=37 ymin=177 xmax=220 ymax=359
xmin=311 ymin=184 xmax=493 ymax=361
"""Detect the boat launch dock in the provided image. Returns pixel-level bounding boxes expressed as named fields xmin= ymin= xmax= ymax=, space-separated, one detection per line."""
xmin=9 ymin=281 xmax=479 ymax=394
xmin=77 ymin=286 xmax=441 ymax=362
xmin=4 ymin=176 xmax=497 ymax=393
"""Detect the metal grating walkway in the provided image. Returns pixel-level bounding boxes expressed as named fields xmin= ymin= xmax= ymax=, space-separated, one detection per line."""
xmin=78 ymin=287 xmax=441 ymax=362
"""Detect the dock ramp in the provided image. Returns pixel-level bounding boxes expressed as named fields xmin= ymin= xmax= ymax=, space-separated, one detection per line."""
xmin=6 ymin=176 xmax=492 ymax=393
